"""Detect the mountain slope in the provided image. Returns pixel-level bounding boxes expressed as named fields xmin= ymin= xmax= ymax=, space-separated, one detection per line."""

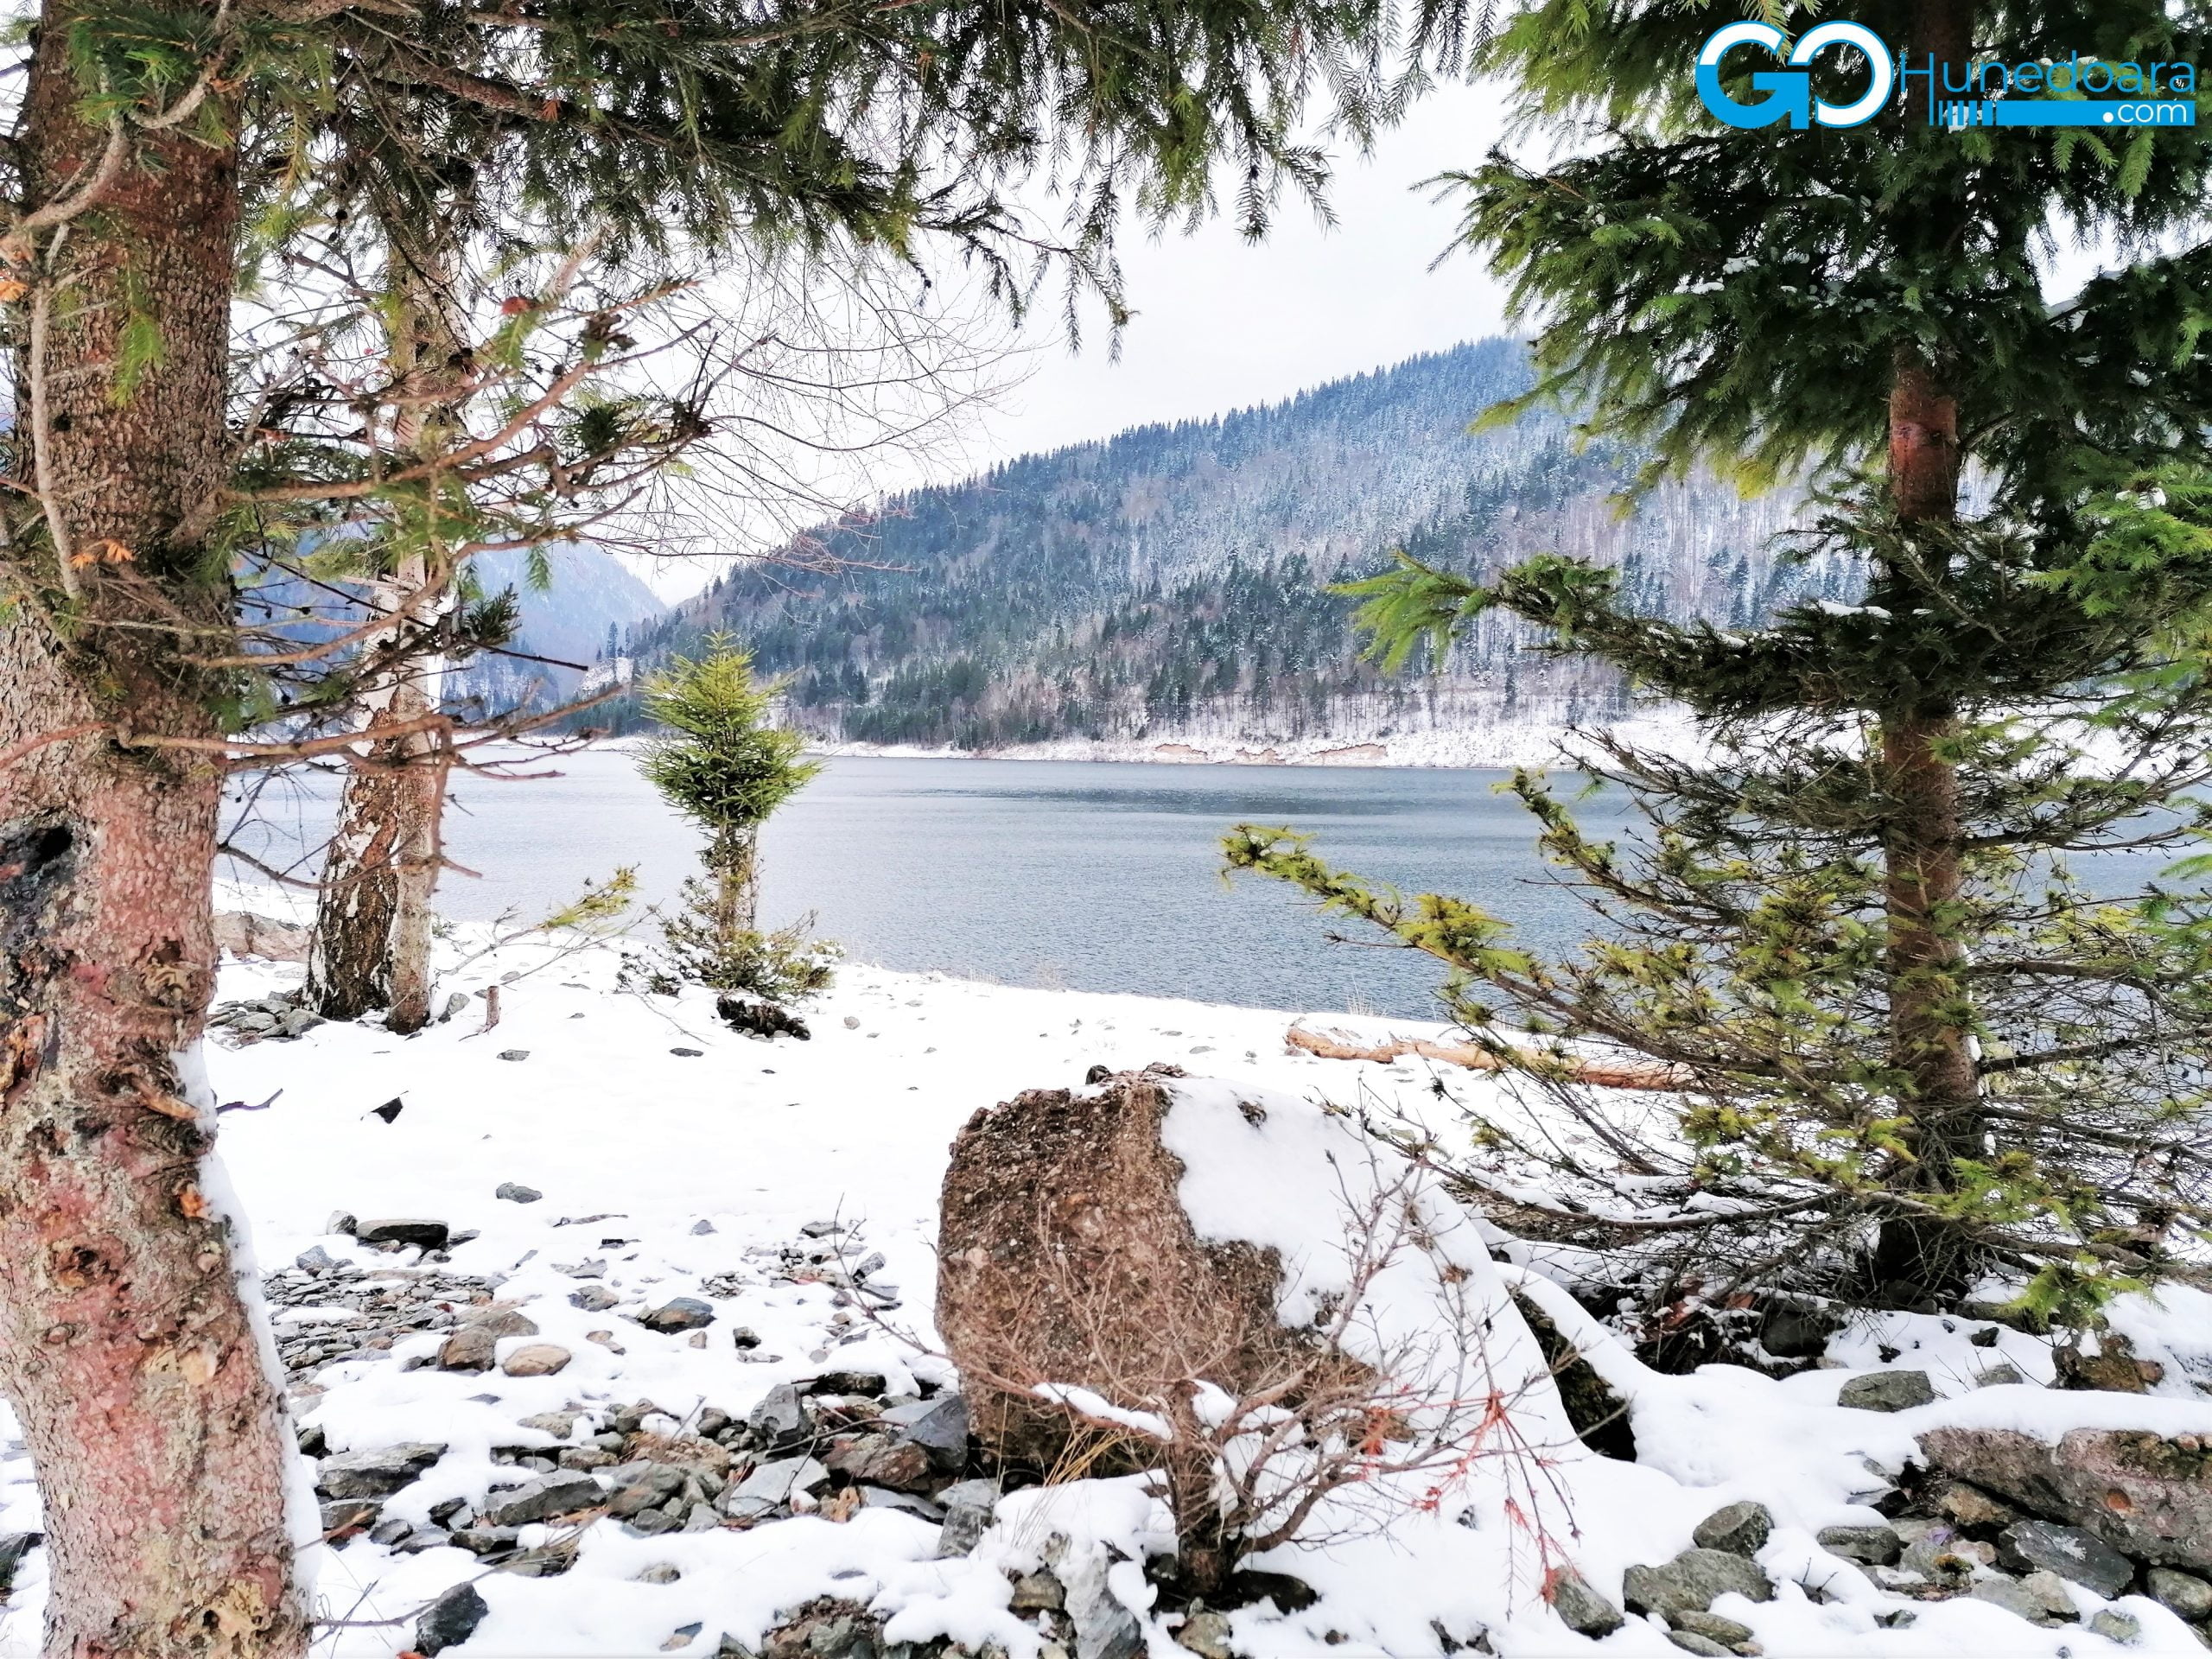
xmin=641 ymin=339 xmax=1853 ymax=755
xmin=449 ymin=542 xmax=667 ymax=714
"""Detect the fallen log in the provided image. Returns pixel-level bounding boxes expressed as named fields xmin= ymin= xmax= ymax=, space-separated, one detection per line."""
xmin=1285 ymin=1024 xmax=1692 ymax=1092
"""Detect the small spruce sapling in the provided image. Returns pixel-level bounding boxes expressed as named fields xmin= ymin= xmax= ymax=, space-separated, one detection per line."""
xmin=639 ymin=640 xmax=838 ymax=1002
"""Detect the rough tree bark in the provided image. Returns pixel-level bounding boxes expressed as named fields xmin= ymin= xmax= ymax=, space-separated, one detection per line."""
xmin=306 ymin=237 xmax=463 ymax=1034
xmin=1869 ymin=5 xmax=1982 ymax=1300
xmin=0 ymin=16 xmax=310 ymax=1659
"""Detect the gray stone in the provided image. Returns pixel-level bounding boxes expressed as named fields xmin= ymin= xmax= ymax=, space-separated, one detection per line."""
xmin=396 ymin=1526 xmax=453 ymax=1554
xmin=721 ymin=1456 xmax=829 ymax=1519
xmin=1974 ymin=1363 xmax=2026 ymax=1389
xmin=607 ymin=1465 xmax=689 ymax=1515
xmin=1548 ymin=1567 xmax=1624 ymax=1637
xmin=570 ymin=1284 xmax=620 ymax=1312
xmin=747 ymin=1382 xmax=810 ymax=1446
xmin=316 ymin=1441 xmax=447 ymax=1498
xmin=1901 ymin=1527 xmax=1994 ymax=1584
xmin=1837 ymin=1371 xmax=1936 ymax=1413
xmin=1968 ymin=1568 xmax=2077 ymax=1624
xmin=1665 ymin=1636 xmax=1730 ymax=1658
xmin=1692 ymin=1501 xmax=1773 ymax=1558
xmin=1177 ymin=1611 xmax=1233 ymax=1659
xmin=1932 ymin=1480 xmax=2016 ymax=1529
xmin=518 ymin=1411 xmax=580 ymax=1440
xmin=438 ymin=1327 xmax=501 ymax=1372
xmin=485 ymin=1471 xmax=605 ymax=1527
xmin=639 ymin=1563 xmax=683 ymax=1583
xmin=2001 ymin=1520 xmax=2135 ymax=1599
xmin=1672 ymin=1611 xmax=1754 ymax=1646
xmin=1818 ymin=1524 xmax=1903 ymax=1566
xmin=498 ymin=1049 xmax=531 ymax=1062
xmin=353 ymin=1218 xmax=449 ymax=1250
xmin=497 ymin=1183 xmax=543 ymax=1204
xmin=859 ymin=1487 xmax=944 ymax=1521
xmin=451 ymin=1526 xmax=522 ymax=1556
xmin=0 ymin=1532 xmax=40 ymax=1592
xmin=804 ymin=1370 xmax=889 ymax=1397
xmin=639 ymin=1298 xmax=715 ymax=1334
xmin=2089 ymin=1611 xmax=2143 ymax=1645
xmin=369 ymin=1516 xmax=415 ymax=1547
xmin=1917 ymin=1425 xmax=2212 ymax=1574
xmin=1011 ymin=1571 xmax=1065 ymax=1611
xmin=319 ymin=1498 xmax=381 ymax=1535
xmin=880 ymin=1395 xmax=969 ymax=1468
xmin=2147 ymin=1567 xmax=2212 ymax=1621
xmin=1622 ymin=1549 xmax=1776 ymax=1617
xmin=935 ymin=1479 xmax=998 ymax=1558
xmin=1062 ymin=1550 xmax=1143 ymax=1659
xmin=296 ymin=1246 xmax=337 ymax=1273
xmin=625 ymin=1508 xmax=684 ymax=1537
xmin=416 ymin=1583 xmax=490 ymax=1656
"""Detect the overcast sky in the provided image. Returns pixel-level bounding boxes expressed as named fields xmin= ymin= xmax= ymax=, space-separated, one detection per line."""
xmin=637 ymin=80 xmax=1515 ymax=601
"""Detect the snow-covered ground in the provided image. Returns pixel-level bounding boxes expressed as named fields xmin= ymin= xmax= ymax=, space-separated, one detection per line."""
xmin=3 ymin=909 xmax=2209 ymax=1658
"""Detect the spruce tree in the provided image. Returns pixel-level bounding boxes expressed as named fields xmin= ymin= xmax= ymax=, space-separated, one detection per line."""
xmin=0 ymin=1 xmax=1472 ymax=1649
xmin=639 ymin=639 xmax=835 ymax=1001
xmin=1230 ymin=0 xmax=2212 ymax=1324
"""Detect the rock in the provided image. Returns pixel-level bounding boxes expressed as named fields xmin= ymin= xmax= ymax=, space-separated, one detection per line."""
xmin=451 ymin=1526 xmax=522 ymax=1556
xmin=315 ymin=1441 xmax=447 ymax=1498
xmin=639 ymin=1298 xmax=715 ymax=1334
xmin=1622 ymin=1549 xmax=1775 ymax=1617
xmin=626 ymin=1508 xmax=684 ymax=1537
xmin=295 ymin=1246 xmax=337 ymax=1273
xmin=859 ymin=1487 xmax=944 ymax=1521
xmin=1918 ymin=1426 xmax=2212 ymax=1573
xmin=570 ymin=1284 xmax=620 ymax=1312
xmin=502 ymin=1343 xmax=573 ymax=1377
xmin=1901 ymin=1526 xmax=1994 ymax=1584
xmin=1968 ymin=1568 xmax=2077 ymax=1624
xmin=606 ymin=1464 xmax=688 ymax=1516
xmin=485 ymin=1471 xmax=605 ymax=1527
xmin=214 ymin=909 xmax=312 ymax=963
xmin=747 ymin=1383 xmax=810 ymax=1446
xmin=353 ymin=1218 xmax=449 ymax=1250
xmin=1974 ymin=1363 xmax=2026 ymax=1389
xmin=2147 ymin=1567 xmax=2212 ymax=1621
xmin=415 ymin=1582 xmax=491 ymax=1656
xmin=935 ymin=1479 xmax=997 ymax=1558
xmin=1665 ymin=1636 xmax=1731 ymax=1657
xmin=1837 ymin=1370 xmax=1936 ymax=1413
xmin=2090 ymin=1610 xmax=2143 ymax=1644
xmin=498 ymin=1049 xmax=531 ymax=1062
xmin=320 ymin=1498 xmax=381 ymax=1535
xmin=1692 ymin=1501 xmax=1773 ymax=1558
xmin=721 ymin=1455 xmax=829 ymax=1519
xmin=717 ymin=995 xmax=810 ymax=1040
xmin=1177 ymin=1611 xmax=1233 ymax=1659
xmin=1999 ymin=1519 xmax=2135 ymax=1599
xmin=804 ymin=1370 xmax=887 ymax=1396
xmin=519 ymin=1411 xmax=580 ymax=1440
xmin=1010 ymin=1570 xmax=1066 ymax=1611
xmin=2056 ymin=1338 xmax=2164 ymax=1395
xmin=1547 ymin=1567 xmax=1624 ymax=1637
xmin=0 ymin=1532 xmax=41 ymax=1593
xmin=760 ymin=1599 xmax=878 ymax=1659
xmin=638 ymin=1563 xmax=683 ymax=1584
xmin=880 ymin=1394 xmax=969 ymax=1468
xmin=1817 ymin=1524 xmax=1903 ymax=1566
xmin=1932 ymin=1480 xmax=2016 ymax=1529
xmin=823 ymin=1434 xmax=934 ymax=1493
xmin=1061 ymin=1550 xmax=1143 ymax=1659
xmin=438 ymin=1327 xmax=503 ymax=1372
xmin=497 ymin=1183 xmax=543 ymax=1204
xmin=1672 ymin=1611 xmax=1754 ymax=1647
xmin=369 ymin=1516 xmax=415 ymax=1547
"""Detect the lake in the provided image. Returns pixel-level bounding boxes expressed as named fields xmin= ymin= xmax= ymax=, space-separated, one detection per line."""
xmin=223 ymin=752 xmax=1634 ymax=1018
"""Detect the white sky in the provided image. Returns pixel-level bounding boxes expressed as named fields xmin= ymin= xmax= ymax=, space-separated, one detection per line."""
xmin=638 ymin=80 xmax=1515 ymax=601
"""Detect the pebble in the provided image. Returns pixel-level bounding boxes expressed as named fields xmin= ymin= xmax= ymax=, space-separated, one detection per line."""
xmin=2147 ymin=1567 xmax=2212 ymax=1621
xmin=498 ymin=1049 xmax=531 ymax=1061
xmin=485 ymin=1471 xmax=605 ymax=1527
xmin=501 ymin=1343 xmax=574 ymax=1377
xmin=570 ymin=1284 xmax=620 ymax=1312
xmin=496 ymin=1182 xmax=543 ymax=1204
xmin=639 ymin=1297 xmax=716 ymax=1333
xmin=1836 ymin=1370 xmax=1936 ymax=1413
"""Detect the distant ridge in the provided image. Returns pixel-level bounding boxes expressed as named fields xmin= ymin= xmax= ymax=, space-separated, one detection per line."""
xmin=636 ymin=338 xmax=1853 ymax=762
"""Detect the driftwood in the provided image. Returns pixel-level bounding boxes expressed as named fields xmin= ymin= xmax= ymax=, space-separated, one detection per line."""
xmin=1285 ymin=1024 xmax=1692 ymax=1092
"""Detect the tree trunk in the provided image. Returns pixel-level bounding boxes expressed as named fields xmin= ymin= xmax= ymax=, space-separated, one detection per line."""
xmin=306 ymin=234 xmax=465 ymax=1034
xmin=1871 ymin=342 xmax=1980 ymax=1300
xmin=0 ymin=18 xmax=309 ymax=1657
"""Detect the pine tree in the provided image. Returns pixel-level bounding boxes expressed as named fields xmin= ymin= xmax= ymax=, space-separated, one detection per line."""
xmin=639 ymin=640 xmax=835 ymax=1001
xmin=0 ymin=0 xmax=1474 ymax=1647
xmin=1230 ymin=0 xmax=2212 ymax=1325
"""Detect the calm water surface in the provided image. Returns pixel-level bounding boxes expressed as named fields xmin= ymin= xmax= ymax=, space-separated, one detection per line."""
xmin=225 ymin=753 xmax=1633 ymax=1018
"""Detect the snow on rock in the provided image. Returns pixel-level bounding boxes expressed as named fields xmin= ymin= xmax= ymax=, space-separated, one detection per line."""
xmin=1 ymin=903 xmax=2208 ymax=1657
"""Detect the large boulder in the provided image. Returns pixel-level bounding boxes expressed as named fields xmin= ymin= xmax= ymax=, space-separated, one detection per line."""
xmin=936 ymin=1065 xmax=1562 ymax=1471
xmin=1918 ymin=1425 xmax=2212 ymax=1573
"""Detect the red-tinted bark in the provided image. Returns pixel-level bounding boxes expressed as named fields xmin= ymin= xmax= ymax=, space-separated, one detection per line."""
xmin=0 ymin=14 xmax=308 ymax=1656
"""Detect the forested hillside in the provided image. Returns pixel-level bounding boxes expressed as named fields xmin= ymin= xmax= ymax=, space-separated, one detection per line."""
xmin=635 ymin=339 xmax=1854 ymax=753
